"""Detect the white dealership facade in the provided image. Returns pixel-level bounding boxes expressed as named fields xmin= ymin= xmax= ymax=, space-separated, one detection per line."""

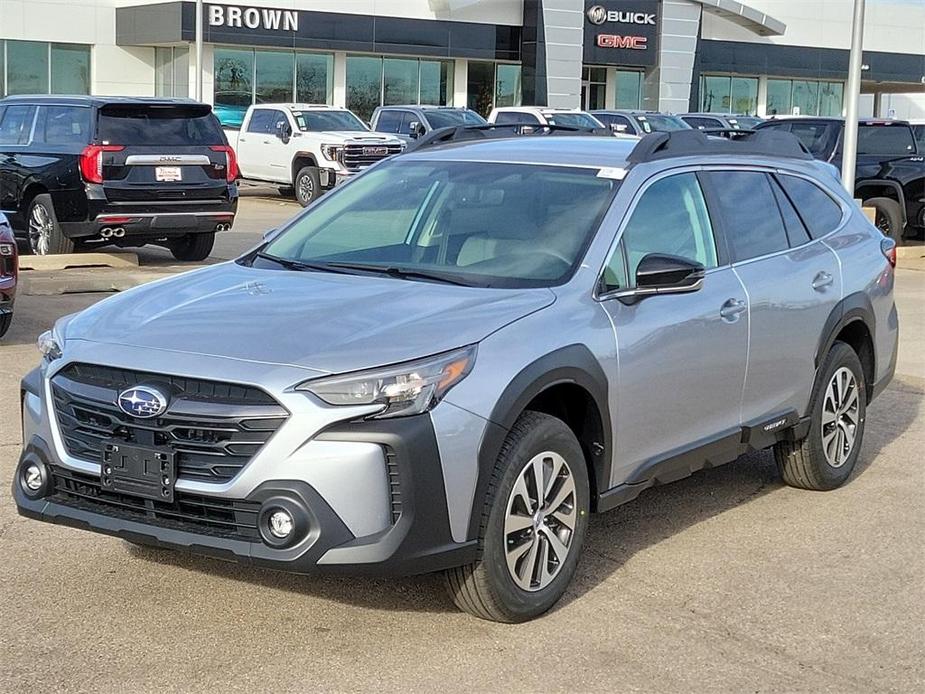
xmin=1 ymin=0 xmax=923 ymax=123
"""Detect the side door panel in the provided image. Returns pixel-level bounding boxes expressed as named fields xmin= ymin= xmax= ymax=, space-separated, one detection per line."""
xmin=598 ymin=170 xmax=749 ymax=484
xmin=236 ymin=109 xmax=271 ymax=180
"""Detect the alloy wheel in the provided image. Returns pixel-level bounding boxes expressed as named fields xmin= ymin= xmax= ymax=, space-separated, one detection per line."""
xmin=298 ymin=174 xmax=314 ymax=203
xmin=28 ymin=203 xmax=53 ymax=255
xmin=821 ymin=366 xmax=860 ymax=468
xmin=504 ymin=451 xmax=577 ymax=592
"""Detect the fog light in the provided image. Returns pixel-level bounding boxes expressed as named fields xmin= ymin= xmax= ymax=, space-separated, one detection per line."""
xmin=24 ymin=464 xmax=43 ymax=491
xmin=268 ymin=509 xmax=294 ymax=539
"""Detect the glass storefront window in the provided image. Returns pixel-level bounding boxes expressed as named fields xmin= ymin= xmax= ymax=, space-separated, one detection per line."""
xmin=256 ymin=50 xmax=294 ymax=103
xmin=419 ymin=60 xmax=453 ymax=106
xmin=6 ymin=40 xmax=49 ymax=95
xmin=766 ymin=79 xmax=792 ymax=116
xmin=730 ymin=77 xmax=758 ymax=115
xmin=296 ymin=53 xmax=332 ymax=104
xmin=792 ymin=81 xmax=820 ymax=117
xmin=495 ymin=64 xmax=522 ymax=108
xmin=700 ymin=75 xmax=730 ymax=112
xmin=383 ymin=58 xmax=419 ymax=106
xmin=346 ymin=56 xmax=383 ymax=122
xmin=214 ymin=48 xmax=255 ymax=128
xmin=819 ymin=82 xmax=844 ymax=117
xmin=582 ymin=67 xmax=606 ymax=110
xmin=154 ymin=46 xmax=189 ymax=98
xmin=615 ymin=70 xmax=642 ymax=109
xmin=467 ymin=61 xmax=495 ymax=117
xmin=50 ymin=43 xmax=91 ymax=95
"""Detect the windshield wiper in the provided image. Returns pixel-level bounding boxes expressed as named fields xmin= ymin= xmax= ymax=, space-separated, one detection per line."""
xmin=255 ymin=252 xmax=355 ymax=275
xmin=322 ymin=262 xmax=478 ymax=287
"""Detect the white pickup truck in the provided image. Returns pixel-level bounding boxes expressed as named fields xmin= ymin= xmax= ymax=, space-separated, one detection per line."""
xmin=227 ymin=104 xmax=404 ymax=206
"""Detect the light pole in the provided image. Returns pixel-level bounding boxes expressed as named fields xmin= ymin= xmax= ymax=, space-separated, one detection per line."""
xmin=195 ymin=0 xmax=204 ymax=101
xmin=841 ymin=0 xmax=866 ymax=194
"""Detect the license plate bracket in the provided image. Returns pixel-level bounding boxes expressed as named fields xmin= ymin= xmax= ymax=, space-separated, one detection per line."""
xmin=155 ymin=166 xmax=182 ymax=182
xmin=102 ymin=443 xmax=176 ymax=502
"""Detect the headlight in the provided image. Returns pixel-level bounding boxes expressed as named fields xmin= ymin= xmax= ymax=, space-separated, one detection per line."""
xmin=320 ymin=144 xmax=343 ymax=161
xmin=297 ymin=345 xmax=477 ymax=419
xmin=37 ymin=330 xmax=62 ymax=362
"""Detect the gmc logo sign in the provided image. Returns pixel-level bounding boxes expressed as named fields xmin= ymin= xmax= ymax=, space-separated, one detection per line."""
xmin=596 ymin=34 xmax=648 ymax=49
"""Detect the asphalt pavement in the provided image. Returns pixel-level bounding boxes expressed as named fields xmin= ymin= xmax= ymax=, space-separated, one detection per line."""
xmin=0 ymin=197 xmax=922 ymax=693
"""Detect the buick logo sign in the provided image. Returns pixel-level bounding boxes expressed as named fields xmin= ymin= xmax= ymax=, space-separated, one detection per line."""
xmin=587 ymin=5 xmax=607 ymax=25
xmin=118 ymin=386 xmax=169 ymax=418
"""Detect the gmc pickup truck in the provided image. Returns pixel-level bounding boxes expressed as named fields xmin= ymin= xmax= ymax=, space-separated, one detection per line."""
xmin=228 ymin=104 xmax=403 ymax=206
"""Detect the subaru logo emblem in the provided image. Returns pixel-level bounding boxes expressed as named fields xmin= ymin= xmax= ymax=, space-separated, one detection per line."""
xmin=586 ymin=5 xmax=607 ymax=25
xmin=117 ymin=386 xmax=169 ymax=418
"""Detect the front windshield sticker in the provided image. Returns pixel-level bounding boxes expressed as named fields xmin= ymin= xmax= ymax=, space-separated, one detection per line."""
xmin=597 ymin=167 xmax=627 ymax=180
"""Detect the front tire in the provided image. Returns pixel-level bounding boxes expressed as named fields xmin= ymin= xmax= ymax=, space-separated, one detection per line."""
xmin=774 ymin=341 xmax=867 ymax=490
xmin=866 ymin=197 xmax=905 ymax=244
xmin=28 ymin=194 xmax=73 ymax=255
xmin=294 ymin=166 xmax=321 ymax=207
xmin=168 ymin=232 xmax=215 ymax=262
xmin=444 ymin=411 xmax=590 ymax=622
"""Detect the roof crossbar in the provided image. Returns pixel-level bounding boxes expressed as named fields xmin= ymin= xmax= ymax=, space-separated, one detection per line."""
xmin=627 ymin=128 xmax=814 ymax=163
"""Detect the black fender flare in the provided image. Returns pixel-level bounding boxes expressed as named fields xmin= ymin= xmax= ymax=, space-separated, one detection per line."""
xmin=856 ymin=179 xmax=907 ymax=224
xmin=815 ymin=292 xmax=877 ymax=405
xmin=467 ymin=345 xmax=612 ymax=539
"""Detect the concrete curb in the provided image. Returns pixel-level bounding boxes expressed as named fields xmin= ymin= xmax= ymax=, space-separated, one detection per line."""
xmin=20 ymin=267 xmax=188 ymax=296
xmin=18 ymin=252 xmax=139 ymax=272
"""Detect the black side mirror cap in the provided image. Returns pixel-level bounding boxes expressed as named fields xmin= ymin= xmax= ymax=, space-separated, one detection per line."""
xmin=635 ymin=253 xmax=705 ymax=291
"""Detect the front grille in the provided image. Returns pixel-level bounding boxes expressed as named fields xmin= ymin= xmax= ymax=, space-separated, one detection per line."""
xmin=52 ymin=363 xmax=288 ymax=482
xmin=342 ymin=143 xmax=403 ymax=172
xmin=49 ymin=466 xmax=261 ymax=541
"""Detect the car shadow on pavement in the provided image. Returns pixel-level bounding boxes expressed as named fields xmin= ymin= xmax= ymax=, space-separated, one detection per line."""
xmin=126 ymin=378 xmax=922 ymax=617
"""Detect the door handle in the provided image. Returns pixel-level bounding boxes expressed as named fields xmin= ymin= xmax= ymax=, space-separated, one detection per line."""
xmin=720 ymin=298 xmax=747 ymax=320
xmin=812 ymin=271 xmax=834 ymax=291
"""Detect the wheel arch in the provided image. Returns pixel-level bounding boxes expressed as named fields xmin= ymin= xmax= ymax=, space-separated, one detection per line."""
xmin=816 ymin=292 xmax=876 ymax=402
xmin=856 ymin=180 xmax=907 ymax=224
xmin=468 ymin=345 xmax=612 ymax=539
xmin=19 ymin=182 xmax=50 ymax=217
xmin=291 ymin=153 xmax=319 ymax=182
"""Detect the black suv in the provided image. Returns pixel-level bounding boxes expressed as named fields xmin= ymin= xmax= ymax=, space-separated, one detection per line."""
xmin=756 ymin=117 xmax=924 ymax=242
xmin=0 ymin=96 xmax=238 ymax=260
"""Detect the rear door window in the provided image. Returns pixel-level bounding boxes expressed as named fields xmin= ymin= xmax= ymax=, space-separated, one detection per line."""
xmin=34 ymin=106 xmax=92 ymax=145
xmin=769 ymin=176 xmax=811 ymax=246
xmin=705 ymin=171 xmax=789 ymax=262
xmin=97 ymin=105 xmax=225 ymax=145
xmin=0 ymin=105 xmax=36 ymax=145
xmin=397 ymin=112 xmax=419 ymax=136
xmin=777 ymin=174 xmax=844 ymax=239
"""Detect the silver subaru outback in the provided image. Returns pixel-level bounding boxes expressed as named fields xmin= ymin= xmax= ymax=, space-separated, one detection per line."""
xmin=14 ymin=129 xmax=899 ymax=622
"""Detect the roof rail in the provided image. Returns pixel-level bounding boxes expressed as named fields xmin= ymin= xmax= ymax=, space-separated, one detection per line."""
xmin=627 ymin=128 xmax=813 ymax=163
xmin=402 ymin=123 xmax=611 ymax=154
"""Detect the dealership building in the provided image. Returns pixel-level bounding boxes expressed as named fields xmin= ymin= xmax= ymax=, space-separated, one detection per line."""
xmin=1 ymin=0 xmax=923 ymax=125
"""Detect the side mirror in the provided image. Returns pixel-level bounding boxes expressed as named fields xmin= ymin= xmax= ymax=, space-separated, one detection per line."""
xmin=277 ymin=121 xmax=292 ymax=143
xmin=635 ymin=253 xmax=705 ymax=292
xmin=408 ymin=121 xmax=425 ymax=139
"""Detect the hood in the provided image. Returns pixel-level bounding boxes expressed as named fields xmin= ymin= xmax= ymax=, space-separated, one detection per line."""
xmin=63 ymin=262 xmax=554 ymax=374
xmin=316 ymin=131 xmax=403 ymax=145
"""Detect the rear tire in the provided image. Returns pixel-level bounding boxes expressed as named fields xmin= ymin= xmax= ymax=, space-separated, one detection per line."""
xmin=294 ymin=166 xmax=321 ymax=207
xmin=27 ymin=194 xmax=73 ymax=255
xmin=866 ymin=197 xmax=905 ymax=244
xmin=444 ymin=411 xmax=590 ymax=622
xmin=0 ymin=311 xmax=12 ymax=339
xmin=169 ymin=232 xmax=215 ymax=262
xmin=774 ymin=341 xmax=867 ymax=491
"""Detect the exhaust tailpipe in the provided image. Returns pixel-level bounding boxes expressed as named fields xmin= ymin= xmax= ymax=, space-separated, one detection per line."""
xmin=112 ymin=228 xmax=125 ymax=238
xmin=100 ymin=228 xmax=113 ymax=239
xmin=215 ymin=223 xmax=230 ymax=232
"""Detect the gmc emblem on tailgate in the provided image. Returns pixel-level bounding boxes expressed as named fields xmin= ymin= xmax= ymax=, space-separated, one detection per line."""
xmin=362 ymin=146 xmax=389 ymax=156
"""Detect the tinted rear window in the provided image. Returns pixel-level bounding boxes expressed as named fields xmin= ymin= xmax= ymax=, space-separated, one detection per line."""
xmin=857 ymin=124 xmax=916 ymax=156
xmin=35 ymin=106 xmax=91 ymax=145
xmin=706 ymin=171 xmax=790 ymax=262
xmin=97 ymin=105 xmax=225 ymax=145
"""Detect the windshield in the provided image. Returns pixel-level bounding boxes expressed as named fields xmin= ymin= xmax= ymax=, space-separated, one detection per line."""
xmin=857 ymin=124 xmax=917 ymax=156
xmin=260 ymin=160 xmax=617 ymax=288
xmin=545 ymin=112 xmax=603 ymax=129
xmin=635 ymin=114 xmax=689 ymax=132
xmin=295 ymin=110 xmax=368 ymax=132
xmin=97 ymin=105 xmax=224 ymax=145
xmin=425 ymin=110 xmax=487 ymax=129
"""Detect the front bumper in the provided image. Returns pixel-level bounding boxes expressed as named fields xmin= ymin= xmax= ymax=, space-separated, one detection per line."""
xmin=15 ymin=363 xmax=478 ymax=576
